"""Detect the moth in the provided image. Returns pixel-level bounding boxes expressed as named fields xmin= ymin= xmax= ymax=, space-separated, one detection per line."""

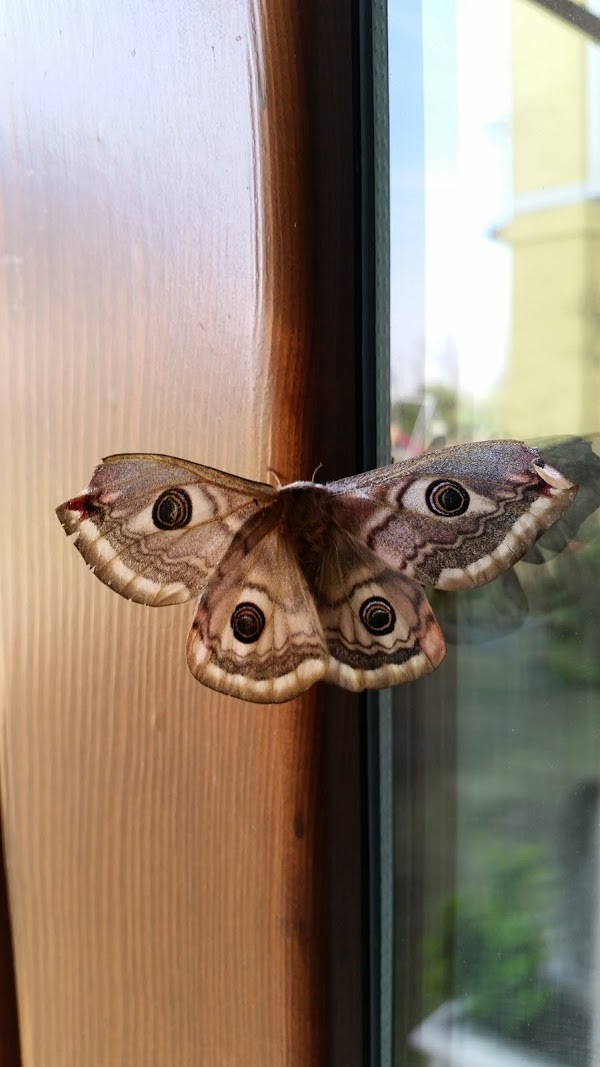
xmin=56 ymin=441 xmax=576 ymax=703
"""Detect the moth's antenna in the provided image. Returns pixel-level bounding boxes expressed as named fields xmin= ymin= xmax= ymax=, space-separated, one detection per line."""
xmin=266 ymin=467 xmax=283 ymax=488
xmin=311 ymin=462 xmax=324 ymax=483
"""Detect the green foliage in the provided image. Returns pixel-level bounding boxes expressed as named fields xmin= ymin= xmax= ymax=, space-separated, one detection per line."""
xmin=545 ymin=527 xmax=600 ymax=685
xmin=390 ymin=383 xmax=459 ymax=442
xmin=390 ymin=397 xmax=421 ymax=438
xmin=425 ymin=846 xmax=552 ymax=1036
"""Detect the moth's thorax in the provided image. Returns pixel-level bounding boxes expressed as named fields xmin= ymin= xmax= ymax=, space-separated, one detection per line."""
xmin=278 ymin=481 xmax=332 ymax=535
xmin=278 ymin=481 xmax=336 ymax=586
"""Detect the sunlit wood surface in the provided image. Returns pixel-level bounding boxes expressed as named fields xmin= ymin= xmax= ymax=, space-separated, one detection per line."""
xmin=0 ymin=2 xmax=335 ymax=1063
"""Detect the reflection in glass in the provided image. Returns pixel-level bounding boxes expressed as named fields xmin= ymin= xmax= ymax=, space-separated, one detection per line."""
xmin=389 ymin=3 xmax=600 ymax=1065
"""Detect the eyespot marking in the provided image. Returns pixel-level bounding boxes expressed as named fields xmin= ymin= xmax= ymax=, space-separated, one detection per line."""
xmin=425 ymin=479 xmax=470 ymax=517
xmin=359 ymin=597 xmax=396 ymax=636
xmin=231 ymin=602 xmax=266 ymax=644
xmin=152 ymin=488 xmax=192 ymax=530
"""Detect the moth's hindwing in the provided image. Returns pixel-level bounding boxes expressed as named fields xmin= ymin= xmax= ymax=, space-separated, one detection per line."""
xmin=316 ymin=530 xmax=446 ymax=691
xmin=186 ymin=525 xmax=329 ymax=703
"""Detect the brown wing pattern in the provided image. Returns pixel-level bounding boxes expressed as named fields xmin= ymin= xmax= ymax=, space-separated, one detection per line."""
xmin=316 ymin=530 xmax=445 ymax=691
xmin=327 ymin=440 xmax=577 ymax=590
xmin=56 ymin=454 xmax=278 ymax=606
xmin=186 ymin=524 xmax=328 ymax=703
xmin=56 ymin=441 xmax=579 ymax=702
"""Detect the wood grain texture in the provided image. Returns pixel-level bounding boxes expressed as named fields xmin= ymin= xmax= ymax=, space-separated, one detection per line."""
xmin=0 ymin=0 xmax=350 ymax=1062
xmin=0 ymin=821 xmax=21 ymax=1067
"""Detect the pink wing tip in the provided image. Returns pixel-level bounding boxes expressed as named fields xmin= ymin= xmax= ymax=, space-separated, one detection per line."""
xmin=57 ymin=491 xmax=101 ymax=521
xmin=532 ymin=461 xmax=576 ymax=493
xmin=64 ymin=493 xmax=92 ymax=515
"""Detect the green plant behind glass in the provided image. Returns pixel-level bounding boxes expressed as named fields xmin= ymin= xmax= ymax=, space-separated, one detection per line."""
xmin=425 ymin=845 xmax=552 ymax=1037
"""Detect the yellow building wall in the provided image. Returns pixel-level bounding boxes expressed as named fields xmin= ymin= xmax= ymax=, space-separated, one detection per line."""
xmin=512 ymin=0 xmax=587 ymax=193
xmin=500 ymin=0 xmax=600 ymax=438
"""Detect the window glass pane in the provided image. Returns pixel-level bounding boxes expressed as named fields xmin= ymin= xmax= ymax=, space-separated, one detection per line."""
xmin=389 ymin=3 xmax=600 ymax=1065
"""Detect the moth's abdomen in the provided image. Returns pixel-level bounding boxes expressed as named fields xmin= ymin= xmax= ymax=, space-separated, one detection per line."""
xmin=279 ymin=482 xmax=337 ymax=589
